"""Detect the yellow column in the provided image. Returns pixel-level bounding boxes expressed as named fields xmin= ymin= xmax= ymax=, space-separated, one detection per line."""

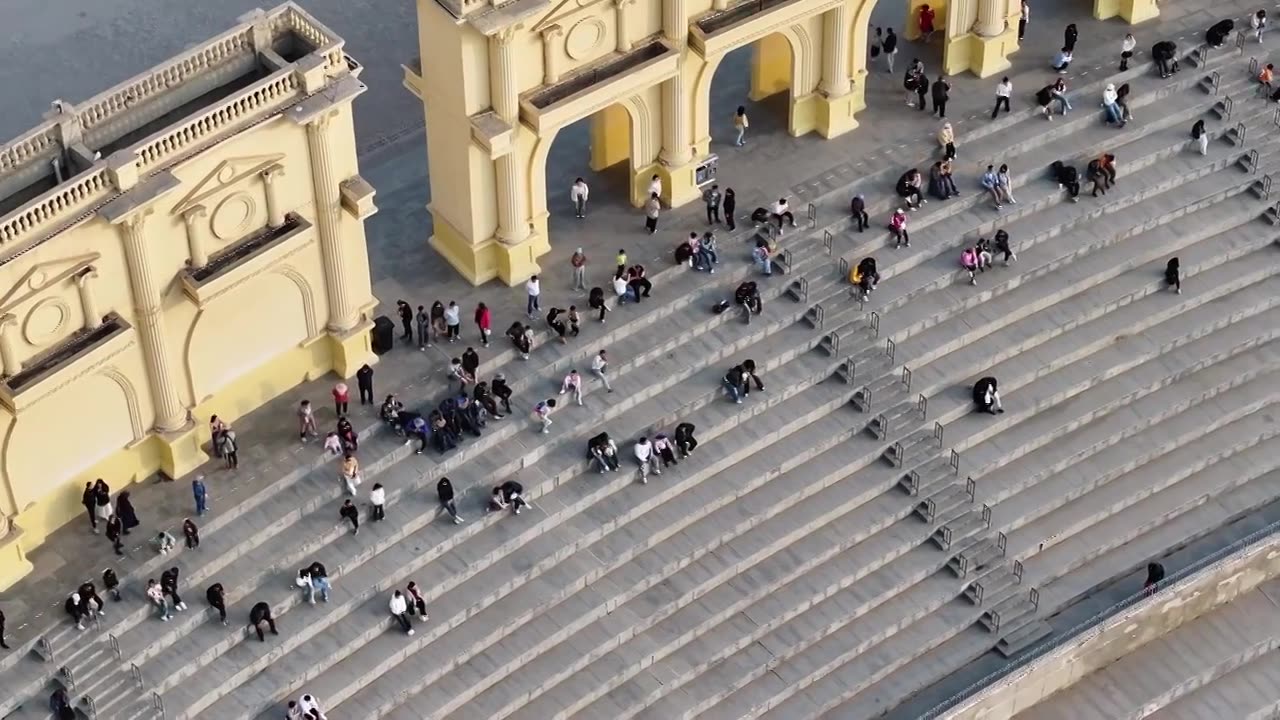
xmin=1094 ymin=0 xmax=1159 ymax=24
xmin=74 ymin=268 xmax=101 ymax=330
xmin=0 ymin=314 xmax=20 ymax=377
xmin=261 ymin=165 xmax=286 ymax=228
xmin=118 ymin=209 xmax=205 ymax=477
xmin=305 ymin=114 xmax=374 ymax=374
xmin=615 ymin=0 xmax=634 ymax=52
xmin=182 ymin=206 xmax=209 ymax=267
xmin=491 ymin=30 xmax=530 ymax=248
xmin=542 ymin=26 xmax=564 ymax=84
xmin=815 ymin=6 xmax=859 ymax=139
xmin=948 ymin=0 xmax=1017 ymax=78
xmin=656 ymin=0 xmax=700 ymax=207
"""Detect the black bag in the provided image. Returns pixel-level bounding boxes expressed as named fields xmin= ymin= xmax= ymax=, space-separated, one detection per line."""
xmin=712 ymin=300 xmax=730 ymax=314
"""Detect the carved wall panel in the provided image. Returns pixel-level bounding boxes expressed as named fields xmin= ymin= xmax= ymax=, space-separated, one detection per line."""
xmin=172 ymin=154 xmax=286 ymax=263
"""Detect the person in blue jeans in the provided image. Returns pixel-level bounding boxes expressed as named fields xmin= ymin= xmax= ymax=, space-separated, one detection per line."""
xmin=192 ymin=476 xmax=208 ymax=516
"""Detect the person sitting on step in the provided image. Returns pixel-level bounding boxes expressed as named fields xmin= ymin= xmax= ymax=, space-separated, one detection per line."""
xmin=973 ymin=376 xmax=1004 ymax=414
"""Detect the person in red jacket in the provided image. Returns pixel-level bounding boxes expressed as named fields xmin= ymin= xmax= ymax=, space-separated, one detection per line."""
xmin=918 ymin=4 xmax=936 ymax=42
xmin=331 ymin=382 xmax=349 ymax=416
xmin=474 ymin=302 xmax=491 ymax=347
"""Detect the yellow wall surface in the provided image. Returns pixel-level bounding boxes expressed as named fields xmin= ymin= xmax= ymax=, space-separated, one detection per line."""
xmin=0 ymin=6 xmax=379 ymax=589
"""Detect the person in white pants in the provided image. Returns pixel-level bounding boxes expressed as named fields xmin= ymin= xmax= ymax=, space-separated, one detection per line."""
xmin=389 ymin=591 xmax=414 ymax=636
xmin=634 ymin=437 xmax=660 ymax=483
xmin=560 ymin=369 xmax=585 ymax=406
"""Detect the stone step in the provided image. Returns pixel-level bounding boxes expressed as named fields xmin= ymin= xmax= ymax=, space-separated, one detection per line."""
xmin=995 ymin=618 xmax=1053 ymax=657
xmin=978 ymin=590 xmax=1035 ymax=633
xmin=193 ymin=336 xmax=882 ymax=718
xmin=1148 ymin=646 xmax=1280 ymax=720
xmin=1030 ymin=455 xmax=1280 ymax=615
xmin=997 ymin=366 xmax=1280 ymax=545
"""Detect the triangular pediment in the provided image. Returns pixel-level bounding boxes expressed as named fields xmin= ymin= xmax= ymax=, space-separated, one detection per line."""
xmin=0 ymin=253 xmax=100 ymax=314
xmin=172 ymin=154 xmax=285 ymax=216
xmin=532 ymin=0 xmax=609 ymax=33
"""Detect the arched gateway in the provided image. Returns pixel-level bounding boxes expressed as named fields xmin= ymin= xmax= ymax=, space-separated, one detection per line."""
xmin=405 ymin=0 xmax=1070 ymax=285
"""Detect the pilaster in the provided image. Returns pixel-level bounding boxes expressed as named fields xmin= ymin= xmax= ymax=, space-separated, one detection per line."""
xmin=74 ymin=267 xmax=101 ymax=330
xmin=305 ymin=114 xmax=361 ymax=332
xmin=541 ymin=26 xmax=565 ymax=84
xmin=182 ymin=206 xmax=209 ymax=267
xmin=490 ymin=28 xmax=531 ymax=246
xmin=615 ymin=0 xmax=635 ymax=52
xmin=0 ymin=315 xmax=20 ymax=377
xmin=261 ymin=165 xmax=287 ymax=228
xmin=1094 ymin=0 xmax=1159 ymax=24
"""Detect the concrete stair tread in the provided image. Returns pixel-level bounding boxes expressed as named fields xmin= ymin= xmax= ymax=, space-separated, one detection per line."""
xmin=1031 ymin=463 xmax=1280 ymax=616
xmin=1148 ymin=646 xmax=1280 ymax=720
xmin=997 ymin=371 xmax=1280 ymax=543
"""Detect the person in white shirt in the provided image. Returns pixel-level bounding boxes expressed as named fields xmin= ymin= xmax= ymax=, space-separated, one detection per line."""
xmin=525 ymin=275 xmax=541 ymax=317
xmin=560 ymin=369 xmax=584 ymax=406
xmin=571 ymin=177 xmax=590 ymax=218
xmin=443 ymin=301 xmax=461 ymax=341
xmin=369 ymin=483 xmax=386 ymax=522
xmin=771 ymin=198 xmax=796 ymax=232
xmin=532 ymin=398 xmax=557 ymax=434
xmin=1253 ymin=9 xmax=1267 ymax=43
xmin=647 ymin=174 xmax=662 ymax=200
xmin=591 ymin=349 xmax=613 ymax=392
xmin=633 ymin=436 xmax=659 ymax=483
xmin=389 ymin=591 xmax=414 ymax=635
xmin=298 ymin=694 xmax=323 ymax=718
xmin=613 ymin=273 xmax=632 ymax=304
xmin=992 ymin=76 xmax=1012 ymax=119
xmin=1119 ymin=33 xmax=1136 ymax=71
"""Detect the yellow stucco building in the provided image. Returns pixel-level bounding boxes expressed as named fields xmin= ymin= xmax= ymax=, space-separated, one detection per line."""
xmin=0 ymin=3 xmax=377 ymax=589
xmin=405 ymin=0 xmax=1026 ymax=286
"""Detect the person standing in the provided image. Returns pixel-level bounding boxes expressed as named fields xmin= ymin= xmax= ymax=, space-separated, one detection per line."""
xmin=0 ymin=608 xmax=9 ymax=650
xmin=356 ymin=364 xmax=374 ymax=406
xmin=1165 ymin=258 xmax=1182 ymax=294
xmin=571 ymin=177 xmax=589 ymax=218
xmin=437 ymin=477 xmax=463 ymax=524
xmin=209 ymin=415 xmax=227 ymax=458
xmin=183 ymin=518 xmax=200 ymax=549
xmin=931 ymin=76 xmax=950 ymax=118
xmin=1253 ymin=10 xmax=1267 ymax=43
xmin=703 ymin=183 xmax=722 ymax=224
xmin=369 ymin=483 xmax=386 ymax=522
xmin=298 ymin=400 xmax=319 ymax=441
xmin=102 ymin=568 xmax=121 ymax=601
xmin=883 ymin=27 xmax=898 ymax=72
xmin=1120 ymin=32 xmax=1136 ymax=71
xmin=416 ymin=304 xmax=430 ymax=350
xmin=1192 ymin=119 xmax=1209 ymax=155
xmin=644 ymin=193 xmax=661 ymax=234
xmin=219 ymin=428 xmax=239 ymax=470
xmin=915 ymin=71 xmax=930 ymax=111
xmin=937 ymin=122 xmax=955 ymax=160
xmin=648 ymin=174 xmax=663 ymax=200
xmin=116 ymin=492 xmax=139 ymax=535
xmin=526 ymin=275 xmax=541 ymax=318
xmin=340 ymin=499 xmax=359 ymax=535
xmin=206 ymin=583 xmax=228 ymax=625
xmin=463 ymin=304 xmax=486 ymax=350
xmin=332 ymin=382 xmax=349 ymax=416
xmin=1063 ymin=22 xmax=1078 ymax=52
xmin=396 ymin=300 xmax=413 ymax=341
xmin=193 ymin=476 xmax=208 ymax=516
xmin=444 ymin=301 xmax=461 ymax=342
xmin=723 ymin=188 xmax=737 ymax=231
xmin=571 ymin=249 xmax=588 ymax=292
xmin=992 ymin=76 xmax=1012 ymax=119
xmin=341 ymin=453 xmax=362 ymax=496
xmin=389 ymin=590 xmax=415 ymax=635
xmin=850 ymin=194 xmax=869 ymax=232
xmin=591 ymin=349 xmax=614 ymax=392
xmin=105 ymin=514 xmax=125 ymax=556
xmin=94 ymin=485 xmax=113 ymax=531
xmin=249 ymin=601 xmax=278 ymax=641
xmin=82 ymin=482 xmax=98 ymax=533
xmin=733 ymin=106 xmax=749 ymax=146
xmin=890 ymin=208 xmax=910 ymax=248
xmin=1018 ymin=0 xmax=1029 ymax=42
xmin=560 ymin=369 xmax=585 ymax=406
xmin=918 ymin=4 xmax=936 ymax=42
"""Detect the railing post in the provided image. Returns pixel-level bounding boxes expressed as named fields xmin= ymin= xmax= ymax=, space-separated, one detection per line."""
xmin=1224 ymin=94 xmax=1234 ymax=119
xmin=933 ymin=421 xmax=944 ymax=447
xmin=85 ymin=694 xmax=98 ymax=720
xmin=1249 ymin=57 xmax=1259 ymax=75
xmin=965 ymin=476 xmax=976 ymax=500
xmin=1249 ymin=148 xmax=1260 ymax=173
xmin=859 ymin=384 xmax=873 ymax=411
xmin=901 ymin=366 xmax=912 ymax=391
xmin=823 ymin=229 xmax=833 ymax=255
xmin=807 ymin=202 xmax=817 ymax=228
xmin=109 ymin=633 xmax=121 ymax=660
xmin=1211 ymin=70 xmax=1221 ymax=94
xmin=838 ymin=256 xmax=849 ymax=277
xmin=917 ymin=393 xmax=928 ymax=419
xmin=981 ymin=503 xmax=992 ymax=527
xmin=1236 ymin=121 xmax=1247 ymax=145
xmin=950 ymin=449 xmax=960 ymax=475
xmin=154 ymin=691 xmax=166 ymax=719
xmin=1014 ymin=559 xmax=1025 ymax=583
xmin=37 ymin=635 xmax=54 ymax=662
xmin=1029 ymin=585 xmax=1038 ymax=608
xmin=997 ymin=531 xmax=1007 ymax=554
xmin=868 ymin=311 xmax=880 ymax=337
xmin=60 ymin=665 xmax=76 ymax=691
xmin=885 ymin=337 xmax=896 ymax=364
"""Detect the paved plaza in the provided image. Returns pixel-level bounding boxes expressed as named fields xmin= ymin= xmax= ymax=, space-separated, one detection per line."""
xmin=4 ymin=0 xmax=1280 ymax=717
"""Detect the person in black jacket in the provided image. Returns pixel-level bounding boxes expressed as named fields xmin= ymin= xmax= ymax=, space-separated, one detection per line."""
xmin=83 ymin=482 xmax=98 ymax=533
xmin=1051 ymin=160 xmax=1080 ymax=202
xmin=490 ymin=374 xmax=513 ymax=414
xmin=993 ymin=229 xmax=1017 ymax=265
xmin=1151 ymin=40 xmax=1178 ymax=78
xmin=356 ymin=363 xmax=374 ymax=405
xmin=473 ymin=383 xmax=503 ymax=419
xmin=1206 ymin=18 xmax=1233 ymax=48
xmin=116 ymin=492 xmax=139 ymax=535
xmin=105 ymin=514 xmax=125 ymax=556
xmin=849 ymin=194 xmax=868 ymax=232
xmin=1165 ymin=258 xmax=1182 ymax=294
xmin=915 ymin=72 xmax=930 ymax=111
xmin=723 ymin=188 xmax=737 ymax=230
xmin=160 ymin=567 xmax=186 ymax=611
xmin=102 ymin=568 xmax=121 ymax=601
xmin=249 ymin=601 xmax=278 ymax=641
xmin=931 ymin=77 xmax=950 ymax=118
xmin=207 ymin=583 xmax=228 ymax=625
xmin=674 ymin=423 xmax=698 ymax=457
xmin=1143 ymin=562 xmax=1166 ymax=595
xmin=1063 ymin=23 xmax=1078 ymax=52
xmin=340 ymin=499 xmax=360 ymax=534
xmin=972 ymin=377 xmax=1004 ymax=414
xmin=489 ymin=481 xmax=527 ymax=515
xmin=437 ymin=477 xmax=462 ymax=524
xmin=0 ymin=607 xmax=8 ymax=649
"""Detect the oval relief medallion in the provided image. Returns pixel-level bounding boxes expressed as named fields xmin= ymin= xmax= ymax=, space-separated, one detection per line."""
xmin=566 ymin=17 xmax=607 ymax=61
xmin=211 ymin=192 xmax=257 ymax=241
xmin=23 ymin=297 xmax=69 ymax=345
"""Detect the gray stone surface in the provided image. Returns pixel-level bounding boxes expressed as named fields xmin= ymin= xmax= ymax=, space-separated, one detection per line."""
xmin=3 ymin=0 xmax=1280 ymax=719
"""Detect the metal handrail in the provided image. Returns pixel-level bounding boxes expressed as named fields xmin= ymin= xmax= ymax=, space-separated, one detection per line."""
xmin=860 ymin=384 xmax=873 ymax=411
xmin=1237 ymin=121 xmax=1248 ymax=145
xmin=1263 ymin=174 xmax=1274 ymax=200
xmin=1249 ymin=56 xmax=1259 ymax=75
xmin=954 ymin=553 xmax=969 ymax=577
xmin=901 ymin=366 xmax=912 ymax=391
xmin=965 ymin=476 xmax=976 ymax=501
xmin=808 ymin=303 xmax=825 ymax=329
xmin=997 ymin=531 xmax=1008 ymax=554
xmin=885 ymin=337 xmax=896 ymax=364
xmin=987 ymin=607 xmax=1002 ymax=631
xmin=921 ymin=496 xmax=935 ymax=518
xmin=790 ymin=276 xmax=809 ymax=302
xmin=950 ymin=449 xmax=960 ymax=474
xmin=60 ymin=664 xmax=76 ymax=691
xmin=823 ymin=229 xmax=833 ymax=255
xmin=1211 ymin=69 xmax=1221 ymax=94
xmin=825 ymin=331 xmax=841 ymax=356
xmin=85 ymin=694 xmax=98 ymax=720
xmin=1013 ymin=559 xmax=1025 ymax=583
xmin=1198 ymin=43 xmax=1211 ymax=66
xmin=1224 ymin=94 xmax=1235 ymax=119
xmin=1237 ymin=28 xmax=1248 ymax=52
xmin=868 ymin=311 xmax=880 ymax=336
xmin=131 ymin=662 xmax=144 ymax=690
xmin=981 ymin=503 xmax=992 ymax=527
xmin=807 ymin=202 xmax=817 ymax=228
xmin=905 ymin=470 xmax=921 ymax=496
xmin=109 ymin=633 xmax=121 ymax=659
xmin=841 ymin=357 xmax=855 ymax=384
xmin=1274 ymin=107 xmax=1280 ymax=129
xmin=1029 ymin=586 xmax=1040 ymax=609
xmin=154 ymin=691 xmax=166 ymax=719
xmin=917 ymin=393 xmax=928 ymax=420
xmin=933 ymin=421 xmax=944 ymax=447
xmin=779 ymin=247 xmax=793 ymax=269
xmin=881 ymin=416 xmax=894 ymax=441
xmin=1249 ymin=148 xmax=1260 ymax=172
xmin=970 ymin=579 xmax=985 ymax=605
xmin=838 ymin=256 xmax=849 ymax=277
xmin=938 ymin=524 xmax=954 ymax=549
